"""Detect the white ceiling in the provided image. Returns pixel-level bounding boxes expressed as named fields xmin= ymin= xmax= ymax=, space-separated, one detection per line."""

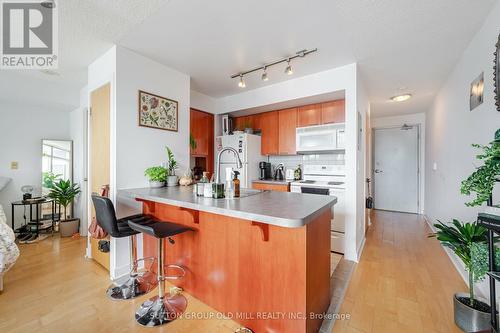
xmin=119 ymin=0 xmax=497 ymax=116
xmin=0 ymin=0 xmax=170 ymax=111
xmin=0 ymin=0 xmax=496 ymax=116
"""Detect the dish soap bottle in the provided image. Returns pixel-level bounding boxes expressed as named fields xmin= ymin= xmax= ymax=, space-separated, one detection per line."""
xmin=294 ymin=164 xmax=302 ymax=181
xmin=233 ymin=170 xmax=240 ymax=198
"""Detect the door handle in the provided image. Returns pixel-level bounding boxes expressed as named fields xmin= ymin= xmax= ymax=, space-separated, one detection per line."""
xmin=374 ymin=169 xmax=383 ymax=174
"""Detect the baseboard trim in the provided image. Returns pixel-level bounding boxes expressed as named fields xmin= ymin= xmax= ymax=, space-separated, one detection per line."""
xmin=423 ymin=215 xmax=488 ymax=298
xmin=356 ymin=236 xmax=366 ymax=263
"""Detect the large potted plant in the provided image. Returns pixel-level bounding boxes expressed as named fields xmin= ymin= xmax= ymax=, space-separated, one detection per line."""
xmin=460 ymin=130 xmax=500 ymax=209
xmin=166 ymin=147 xmax=179 ymax=187
xmin=431 ymin=220 xmax=499 ymax=332
xmin=48 ymin=179 xmax=81 ymax=237
xmin=144 ymin=166 xmax=167 ymax=188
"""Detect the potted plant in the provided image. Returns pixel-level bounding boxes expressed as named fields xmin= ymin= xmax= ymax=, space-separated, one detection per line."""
xmin=48 ymin=179 xmax=81 ymax=237
xmin=431 ymin=220 xmax=499 ymax=332
xmin=243 ymin=120 xmax=253 ymax=134
xmin=166 ymin=147 xmax=179 ymax=187
xmin=460 ymin=131 xmax=500 ymax=210
xmin=144 ymin=166 xmax=167 ymax=188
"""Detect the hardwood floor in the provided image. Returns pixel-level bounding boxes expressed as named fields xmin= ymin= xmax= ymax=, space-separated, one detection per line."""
xmin=0 ymin=210 xmax=467 ymax=333
xmin=333 ymin=210 xmax=466 ymax=333
xmin=0 ymin=236 xmax=241 ymax=333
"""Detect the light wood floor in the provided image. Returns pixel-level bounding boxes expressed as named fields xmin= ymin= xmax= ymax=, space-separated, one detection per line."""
xmin=0 ymin=236 xmax=242 ymax=333
xmin=333 ymin=210 xmax=466 ymax=333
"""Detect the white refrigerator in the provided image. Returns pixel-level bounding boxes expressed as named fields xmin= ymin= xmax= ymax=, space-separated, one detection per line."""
xmin=216 ymin=134 xmax=263 ymax=188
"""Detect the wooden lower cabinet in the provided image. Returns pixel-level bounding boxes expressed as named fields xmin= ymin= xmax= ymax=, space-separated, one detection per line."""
xmin=252 ymin=182 xmax=290 ymax=192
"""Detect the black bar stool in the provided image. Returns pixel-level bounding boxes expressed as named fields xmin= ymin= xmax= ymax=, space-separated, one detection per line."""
xmin=128 ymin=219 xmax=193 ymax=327
xmin=91 ymin=195 xmax=158 ymax=300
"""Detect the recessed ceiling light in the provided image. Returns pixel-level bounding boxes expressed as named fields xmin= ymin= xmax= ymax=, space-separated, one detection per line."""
xmin=390 ymin=94 xmax=412 ymax=102
xmin=238 ymin=75 xmax=246 ymax=88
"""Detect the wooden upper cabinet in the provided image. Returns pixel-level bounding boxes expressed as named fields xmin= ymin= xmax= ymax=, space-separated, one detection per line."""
xmin=249 ymin=114 xmax=262 ymax=131
xmin=260 ymin=111 xmax=279 ymax=155
xmin=321 ymin=99 xmax=345 ymax=124
xmin=190 ymin=109 xmax=210 ymax=156
xmin=278 ymin=108 xmax=297 ymax=155
xmin=298 ymin=104 xmax=321 ymax=127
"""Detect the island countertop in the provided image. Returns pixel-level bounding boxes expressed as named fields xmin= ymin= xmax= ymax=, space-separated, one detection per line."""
xmin=119 ymin=185 xmax=336 ymax=228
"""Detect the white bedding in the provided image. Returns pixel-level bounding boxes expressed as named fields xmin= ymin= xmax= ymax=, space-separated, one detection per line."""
xmin=0 ymin=204 xmax=19 ymax=275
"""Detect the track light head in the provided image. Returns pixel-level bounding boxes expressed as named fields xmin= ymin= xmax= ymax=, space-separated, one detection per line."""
xmin=238 ymin=75 xmax=246 ymax=88
xmin=285 ymin=59 xmax=293 ymax=75
xmin=261 ymin=67 xmax=269 ymax=81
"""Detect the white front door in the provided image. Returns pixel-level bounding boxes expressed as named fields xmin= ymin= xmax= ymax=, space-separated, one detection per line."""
xmin=373 ymin=126 xmax=419 ymax=213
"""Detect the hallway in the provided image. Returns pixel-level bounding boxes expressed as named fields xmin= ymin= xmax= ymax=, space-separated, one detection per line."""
xmin=333 ymin=210 xmax=466 ymax=333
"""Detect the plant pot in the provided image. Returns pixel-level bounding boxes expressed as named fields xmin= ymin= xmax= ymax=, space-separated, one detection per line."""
xmin=149 ymin=180 xmax=165 ymax=188
xmin=59 ymin=218 xmax=80 ymax=237
xmin=244 ymin=128 xmax=253 ymax=134
xmin=454 ymin=292 xmax=492 ymax=332
xmin=167 ymin=176 xmax=178 ymax=187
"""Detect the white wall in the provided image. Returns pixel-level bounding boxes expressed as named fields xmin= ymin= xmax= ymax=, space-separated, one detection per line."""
xmin=70 ymin=86 xmax=89 ymax=235
xmin=371 ymin=112 xmax=426 ymax=214
xmin=425 ymin=1 xmax=500 ymax=297
xmin=0 ymin=104 xmax=71 ymax=229
xmin=355 ymin=70 xmax=368 ymax=258
xmin=88 ymin=45 xmax=191 ymax=279
xmin=214 ymin=63 xmax=365 ymax=262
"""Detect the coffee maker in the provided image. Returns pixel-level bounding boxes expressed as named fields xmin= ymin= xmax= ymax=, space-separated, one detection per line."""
xmin=259 ymin=162 xmax=271 ymax=180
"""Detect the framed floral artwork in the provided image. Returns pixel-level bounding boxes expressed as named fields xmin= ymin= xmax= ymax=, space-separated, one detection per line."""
xmin=138 ymin=90 xmax=178 ymax=131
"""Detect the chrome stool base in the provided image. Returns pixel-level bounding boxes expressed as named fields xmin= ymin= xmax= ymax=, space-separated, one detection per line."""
xmin=135 ymin=293 xmax=188 ymax=327
xmin=106 ymin=271 xmax=158 ymax=300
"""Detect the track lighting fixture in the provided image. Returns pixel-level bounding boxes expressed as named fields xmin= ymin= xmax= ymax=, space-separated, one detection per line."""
xmin=285 ymin=59 xmax=293 ymax=75
xmin=261 ymin=67 xmax=269 ymax=81
xmin=231 ymin=48 xmax=317 ymax=88
xmin=238 ymin=75 xmax=246 ymax=88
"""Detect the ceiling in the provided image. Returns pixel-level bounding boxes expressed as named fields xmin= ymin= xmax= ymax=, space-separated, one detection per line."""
xmin=1 ymin=0 xmax=496 ymax=116
xmin=0 ymin=0 xmax=170 ymax=111
xmin=119 ymin=0 xmax=497 ymax=116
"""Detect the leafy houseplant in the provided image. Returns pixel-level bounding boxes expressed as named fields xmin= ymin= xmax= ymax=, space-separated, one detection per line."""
xmin=48 ymin=179 xmax=81 ymax=237
xmin=190 ymin=133 xmax=197 ymax=150
xmin=144 ymin=166 xmax=167 ymax=188
xmin=430 ymin=220 xmax=499 ymax=332
xmin=166 ymin=147 xmax=179 ymax=187
xmin=460 ymin=138 xmax=500 ymax=207
xmin=42 ymin=172 xmax=62 ymax=190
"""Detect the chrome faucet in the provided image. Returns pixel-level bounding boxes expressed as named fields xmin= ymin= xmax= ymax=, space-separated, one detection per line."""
xmin=215 ymin=147 xmax=243 ymax=184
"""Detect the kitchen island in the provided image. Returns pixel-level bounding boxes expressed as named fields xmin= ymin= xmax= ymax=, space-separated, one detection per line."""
xmin=119 ymin=186 xmax=336 ymax=333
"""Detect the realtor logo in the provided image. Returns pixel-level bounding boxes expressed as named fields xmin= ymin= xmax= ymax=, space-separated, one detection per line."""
xmin=1 ymin=0 xmax=58 ymax=69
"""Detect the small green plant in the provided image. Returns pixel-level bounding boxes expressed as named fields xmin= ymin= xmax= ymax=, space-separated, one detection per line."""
xmin=42 ymin=172 xmax=62 ymax=189
xmin=461 ymin=134 xmax=500 ymax=207
xmin=48 ymin=179 xmax=81 ymax=221
xmin=190 ymin=133 xmax=197 ymax=150
xmin=166 ymin=147 xmax=178 ymax=176
xmin=144 ymin=166 xmax=167 ymax=182
xmin=430 ymin=219 xmax=493 ymax=308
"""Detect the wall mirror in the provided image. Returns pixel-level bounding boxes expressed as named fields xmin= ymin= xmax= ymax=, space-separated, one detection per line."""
xmin=495 ymin=33 xmax=499 ymax=111
xmin=42 ymin=139 xmax=73 ymax=205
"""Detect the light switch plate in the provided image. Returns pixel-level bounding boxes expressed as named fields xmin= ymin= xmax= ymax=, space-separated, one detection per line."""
xmin=10 ymin=161 xmax=18 ymax=169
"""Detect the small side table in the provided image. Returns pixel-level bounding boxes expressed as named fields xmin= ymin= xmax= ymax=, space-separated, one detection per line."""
xmin=11 ymin=198 xmax=58 ymax=238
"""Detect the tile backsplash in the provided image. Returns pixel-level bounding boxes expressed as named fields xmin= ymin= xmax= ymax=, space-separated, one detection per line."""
xmin=268 ymin=153 xmax=345 ymax=170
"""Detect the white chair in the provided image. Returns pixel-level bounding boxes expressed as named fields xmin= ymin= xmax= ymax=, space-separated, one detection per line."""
xmin=0 ymin=204 xmax=19 ymax=291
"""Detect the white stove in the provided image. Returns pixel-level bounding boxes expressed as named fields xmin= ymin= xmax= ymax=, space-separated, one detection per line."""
xmin=291 ymin=164 xmax=346 ymax=254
